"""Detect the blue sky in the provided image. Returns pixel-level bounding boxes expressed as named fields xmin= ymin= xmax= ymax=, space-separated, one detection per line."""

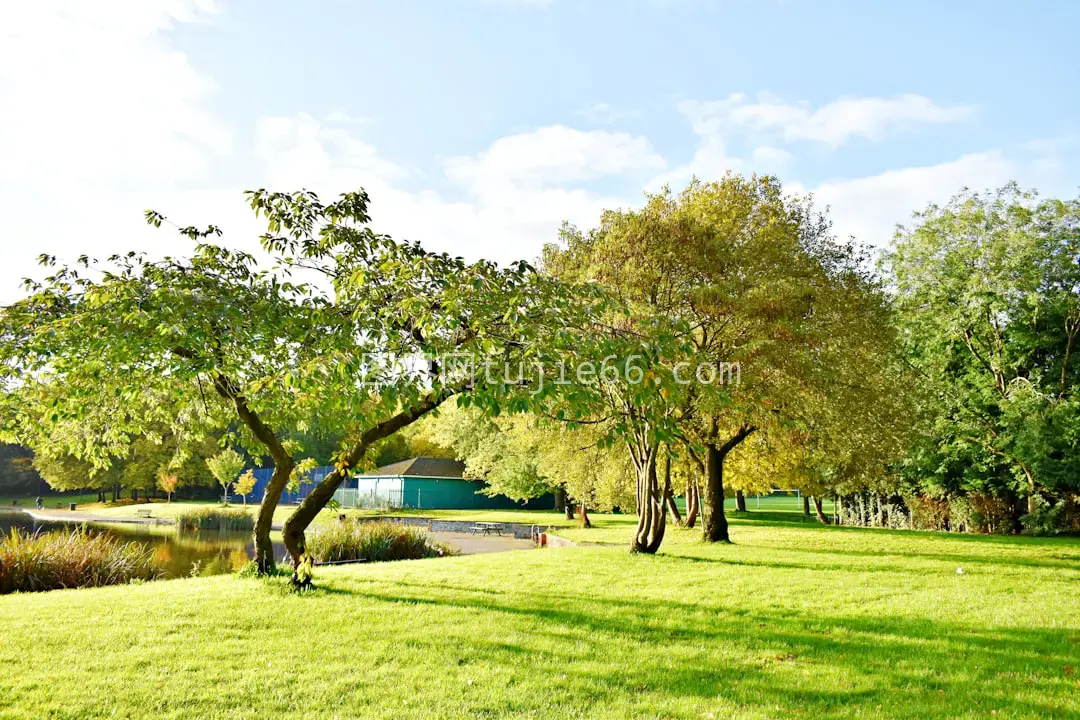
xmin=1 ymin=0 xmax=1077 ymax=300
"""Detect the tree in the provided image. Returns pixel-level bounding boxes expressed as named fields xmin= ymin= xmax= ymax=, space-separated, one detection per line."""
xmin=887 ymin=184 xmax=1080 ymax=523
xmin=1 ymin=188 xmax=582 ymax=578
xmin=157 ymin=470 xmax=178 ymax=503
xmin=547 ymin=175 xmax=875 ymax=544
xmin=234 ymin=469 xmax=257 ymax=506
xmin=0 ymin=444 xmax=43 ymax=498
xmin=206 ymin=448 xmax=245 ymax=504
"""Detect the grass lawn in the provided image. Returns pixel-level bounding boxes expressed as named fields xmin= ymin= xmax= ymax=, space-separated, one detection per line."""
xmin=78 ymin=496 xmax=821 ymax=529
xmin=0 ymin=492 xmax=102 ymax=509
xmin=1 ymin=516 xmax=1078 ymax=719
xmin=82 ymin=501 xmax=607 ymax=528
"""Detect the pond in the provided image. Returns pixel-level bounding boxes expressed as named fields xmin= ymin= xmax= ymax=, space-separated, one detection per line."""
xmin=0 ymin=509 xmax=282 ymax=578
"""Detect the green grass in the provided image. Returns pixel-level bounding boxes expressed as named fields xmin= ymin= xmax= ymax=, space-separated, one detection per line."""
xmin=0 ymin=492 xmax=102 ymax=509
xmin=85 ymin=502 xmax=597 ymax=528
xmin=1 ymin=515 xmax=1077 ymax=719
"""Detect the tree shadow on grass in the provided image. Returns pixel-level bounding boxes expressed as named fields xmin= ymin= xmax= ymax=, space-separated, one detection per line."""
xmin=317 ymin=576 xmax=1080 ymax=718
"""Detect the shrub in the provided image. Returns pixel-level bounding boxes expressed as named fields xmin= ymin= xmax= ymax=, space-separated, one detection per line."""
xmin=965 ymin=493 xmax=1015 ymax=534
xmin=1022 ymin=498 xmax=1080 ymax=536
xmin=176 ymin=506 xmax=254 ymax=532
xmin=0 ymin=528 xmax=162 ymax=594
xmin=908 ymin=495 xmax=951 ymax=531
xmin=306 ymin=520 xmax=455 ymax=564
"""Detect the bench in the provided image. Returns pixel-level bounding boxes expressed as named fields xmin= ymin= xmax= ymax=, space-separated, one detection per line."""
xmin=470 ymin=522 xmax=503 ymax=536
xmin=136 ymin=509 xmax=153 ymax=519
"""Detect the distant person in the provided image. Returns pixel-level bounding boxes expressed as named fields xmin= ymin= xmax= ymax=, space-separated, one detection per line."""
xmin=35 ymin=496 xmax=43 ymax=510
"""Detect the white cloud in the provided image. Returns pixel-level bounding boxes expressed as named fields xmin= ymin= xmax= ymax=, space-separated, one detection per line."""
xmin=0 ymin=0 xmax=230 ymax=187
xmin=0 ymin=3 xmax=1067 ymax=310
xmin=575 ymin=103 xmax=632 ymax=125
xmin=255 ymin=113 xmax=409 ymax=186
xmin=252 ymin=116 xmax=655 ymax=263
xmin=651 ymin=91 xmax=977 ymax=193
xmin=750 ymin=146 xmax=792 ymax=170
xmin=0 ymin=0 xmax=237 ymax=302
xmin=677 ymin=93 xmax=974 ymax=151
xmin=444 ymin=125 xmax=665 ymax=200
xmin=480 ymin=0 xmax=556 ymax=7
xmin=807 ymin=151 xmax=1014 ymax=248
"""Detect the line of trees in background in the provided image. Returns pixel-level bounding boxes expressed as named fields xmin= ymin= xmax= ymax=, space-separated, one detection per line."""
xmin=2 ymin=177 xmax=1078 ymax=584
xmin=419 ymin=180 xmax=1080 ymax=539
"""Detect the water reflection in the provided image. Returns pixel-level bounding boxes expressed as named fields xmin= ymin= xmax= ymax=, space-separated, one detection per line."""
xmin=0 ymin=509 xmax=282 ymax=578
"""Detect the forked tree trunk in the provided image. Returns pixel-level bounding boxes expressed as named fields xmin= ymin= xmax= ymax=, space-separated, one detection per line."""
xmin=631 ymin=445 xmax=666 ymax=553
xmin=735 ymin=490 xmax=747 ymax=513
xmin=703 ymin=425 xmax=755 ymax=543
xmin=282 ymin=390 xmax=452 ymax=573
xmin=812 ymin=496 xmax=831 ymax=525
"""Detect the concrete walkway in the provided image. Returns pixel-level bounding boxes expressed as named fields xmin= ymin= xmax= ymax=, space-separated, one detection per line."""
xmin=21 ymin=508 xmax=174 ymax=526
xmin=430 ymin=530 xmax=535 ymax=555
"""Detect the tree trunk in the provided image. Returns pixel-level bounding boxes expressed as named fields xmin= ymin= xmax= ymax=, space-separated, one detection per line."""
xmin=253 ymin=459 xmax=293 ymax=573
xmin=564 ymin=500 xmax=576 ymax=521
xmin=802 ymin=495 xmax=811 ymax=517
xmin=664 ymin=488 xmax=683 ymax=526
xmin=631 ymin=445 xmax=666 ymax=553
xmin=282 ymin=390 xmax=452 ymax=576
xmin=579 ymin=501 xmax=591 ymax=528
xmin=554 ymin=486 xmax=566 ymax=513
xmin=684 ymin=480 xmax=699 ymax=529
xmin=812 ymin=496 xmax=830 ymax=524
xmin=662 ymin=452 xmax=682 ymax=525
xmin=735 ymin=490 xmax=747 ymax=513
xmin=703 ymin=444 xmax=729 ymax=542
xmin=1024 ymin=467 xmax=1038 ymax=514
xmin=703 ymin=425 xmax=755 ymax=543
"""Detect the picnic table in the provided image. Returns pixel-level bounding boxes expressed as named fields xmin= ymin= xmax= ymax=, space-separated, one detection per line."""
xmin=470 ymin=522 xmax=503 ymax=536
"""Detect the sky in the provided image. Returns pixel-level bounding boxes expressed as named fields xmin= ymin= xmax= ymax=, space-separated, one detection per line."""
xmin=1 ymin=0 xmax=1078 ymax=301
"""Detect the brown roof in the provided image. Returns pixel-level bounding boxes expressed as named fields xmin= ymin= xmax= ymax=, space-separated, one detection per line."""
xmin=368 ymin=456 xmax=465 ymax=479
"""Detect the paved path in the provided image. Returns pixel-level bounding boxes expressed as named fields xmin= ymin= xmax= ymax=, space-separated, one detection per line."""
xmin=429 ymin=530 xmax=535 ymax=555
xmin=20 ymin=509 xmax=288 ymax=530
xmin=22 ymin=508 xmax=173 ymax=525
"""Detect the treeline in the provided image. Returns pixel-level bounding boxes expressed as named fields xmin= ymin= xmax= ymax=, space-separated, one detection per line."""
xmin=423 ymin=181 xmax=1080 ymax=537
xmin=2 ymin=179 xmax=1076 ymax=586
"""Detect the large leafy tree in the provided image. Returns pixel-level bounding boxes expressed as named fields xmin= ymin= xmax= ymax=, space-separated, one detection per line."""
xmin=548 ymin=175 xmax=880 ymax=542
xmin=887 ymin=184 xmax=1080 ymax=516
xmin=1 ymin=188 xmax=579 ymax=577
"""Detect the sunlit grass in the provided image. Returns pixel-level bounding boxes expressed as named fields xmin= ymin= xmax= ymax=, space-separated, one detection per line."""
xmin=1 ymin=514 xmax=1077 ymax=718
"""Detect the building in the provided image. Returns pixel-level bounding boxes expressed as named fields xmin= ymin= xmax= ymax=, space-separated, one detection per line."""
xmin=246 ymin=456 xmax=554 ymax=510
xmin=337 ymin=456 xmax=555 ymax=510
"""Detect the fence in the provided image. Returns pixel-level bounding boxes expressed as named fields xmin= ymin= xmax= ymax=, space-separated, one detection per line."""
xmin=332 ymin=487 xmax=405 ymax=510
